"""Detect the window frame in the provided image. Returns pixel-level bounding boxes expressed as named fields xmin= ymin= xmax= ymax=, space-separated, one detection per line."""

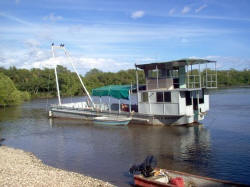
xmin=141 ymin=92 xmax=148 ymax=102
xmin=164 ymin=92 xmax=171 ymax=102
xmin=156 ymin=92 xmax=164 ymax=102
xmin=156 ymin=91 xmax=171 ymax=103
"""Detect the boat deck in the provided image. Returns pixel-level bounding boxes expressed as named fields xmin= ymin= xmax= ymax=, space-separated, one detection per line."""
xmin=50 ymin=105 xmax=187 ymax=125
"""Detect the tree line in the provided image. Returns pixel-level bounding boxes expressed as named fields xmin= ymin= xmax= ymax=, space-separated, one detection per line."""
xmin=0 ymin=66 xmax=249 ymax=106
xmin=0 ymin=66 xmax=145 ymax=101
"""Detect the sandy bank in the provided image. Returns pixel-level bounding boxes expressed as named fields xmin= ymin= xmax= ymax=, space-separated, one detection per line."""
xmin=0 ymin=146 xmax=115 ymax=187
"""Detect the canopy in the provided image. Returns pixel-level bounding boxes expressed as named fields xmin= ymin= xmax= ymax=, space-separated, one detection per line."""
xmin=92 ymin=85 xmax=133 ymax=100
xmin=136 ymin=58 xmax=216 ymax=70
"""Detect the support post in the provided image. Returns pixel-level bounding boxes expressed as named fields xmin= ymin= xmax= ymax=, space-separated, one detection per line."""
xmin=109 ymin=86 xmax=111 ymax=112
xmin=149 ymin=100 xmax=151 ymax=114
xmin=119 ymin=99 xmax=121 ymax=113
xmin=129 ymin=83 xmax=132 ymax=113
xmin=109 ymin=97 xmax=111 ymax=112
xmin=187 ymin=65 xmax=189 ymax=88
xmin=206 ymin=63 xmax=208 ymax=87
xmin=215 ymin=62 xmax=217 ymax=88
xmin=191 ymin=91 xmax=193 ymax=106
xmin=63 ymin=47 xmax=95 ymax=108
xmin=191 ymin=91 xmax=194 ymax=116
xmin=191 ymin=64 xmax=193 ymax=88
xmin=51 ymin=45 xmax=61 ymax=106
xmin=156 ymin=65 xmax=159 ymax=89
xmin=99 ymin=97 xmax=102 ymax=111
xmin=135 ymin=65 xmax=139 ymax=107
xmin=199 ymin=63 xmax=201 ymax=88
xmin=197 ymin=90 xmax=200 ymax=115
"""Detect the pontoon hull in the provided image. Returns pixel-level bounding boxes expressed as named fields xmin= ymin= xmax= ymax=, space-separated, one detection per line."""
xmin=93 ymin=117 xmax=131 ymax=125
xmin=49 ymin=106 xmax=201 ymax=126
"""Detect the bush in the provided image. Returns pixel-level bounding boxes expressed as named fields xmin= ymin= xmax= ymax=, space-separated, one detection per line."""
xmin=0 ymin=73 xmax=30 ymax=106
xmin=20 ymin=91 xmax=31 ymax=101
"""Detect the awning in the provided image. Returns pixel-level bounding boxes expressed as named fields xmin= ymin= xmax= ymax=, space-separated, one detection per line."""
xmin=92 ymin=85 xmax=133 ymax=100
xmin=135 ymin=58 xmax=216 ymax=70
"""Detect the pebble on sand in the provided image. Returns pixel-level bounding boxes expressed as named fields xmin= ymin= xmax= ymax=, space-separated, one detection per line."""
xmin=0 ymin=146 xmax=115 ymax=187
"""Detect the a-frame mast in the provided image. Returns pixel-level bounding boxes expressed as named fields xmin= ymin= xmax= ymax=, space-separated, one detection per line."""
xmin=51 ymin=43 xmax=95 ymax=108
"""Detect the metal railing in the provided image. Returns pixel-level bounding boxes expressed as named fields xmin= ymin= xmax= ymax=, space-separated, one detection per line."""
xmin=187 ymin=75 xmax=201 ymax=88
xmin=205 ymin=74 xmax=217 ymax=88
xmin=145 ymin=73 xmax=217 ymax=90
xmin=187 ymin=74 xmax=217 ymax=89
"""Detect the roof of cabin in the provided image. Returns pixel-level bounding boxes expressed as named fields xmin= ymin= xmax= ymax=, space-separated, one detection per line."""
xmin=135 ymin=58 xmax=216 ymax=70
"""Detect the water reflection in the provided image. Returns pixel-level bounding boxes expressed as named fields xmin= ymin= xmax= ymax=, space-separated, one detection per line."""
xmin=127 ymin=124 xmax=211 ymax=174
xmin=47 ymin=118 xmax=211 ymax=185
xmin=0 ymin=106 xmax=22 ymax=122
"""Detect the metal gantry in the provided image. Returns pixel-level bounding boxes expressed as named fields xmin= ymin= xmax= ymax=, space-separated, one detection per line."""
xmin=51 ymin=43 xmax=95 ymax=108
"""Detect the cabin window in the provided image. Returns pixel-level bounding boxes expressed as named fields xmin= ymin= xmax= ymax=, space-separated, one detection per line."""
xmin=185 ymin=91 xmax=192 ymax=106
xmin=142 ymin=92 xmax=148 ymax=102
xmin=170 ymin=69 xmax=179 ymax=78
xmin=164 ymin=92 xmax=171 ymax=102
xmin=158 ymin=69 xmax=168 ymax=78
xmin=147 ymin=69 xmax=158 ymax=79
xmin=156 ymin=92 xmax=171 ymax=102
xmin=156 ymin=92 xmax=163 ymax=102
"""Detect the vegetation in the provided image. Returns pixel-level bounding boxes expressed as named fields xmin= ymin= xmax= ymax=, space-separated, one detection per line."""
xmin=0 ymin=66 xmax=145 ymax=100
xmin=0 ymin=73 xmax=30 ymax=106
xmin=0 ymin=66 xmax=249 ymax=104
xmin=217 ymin=69 xmax=250 ymax=87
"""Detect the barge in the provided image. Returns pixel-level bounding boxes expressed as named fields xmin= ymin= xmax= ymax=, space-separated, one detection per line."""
xmin=49 ymin=44 xmax=217 ymax=125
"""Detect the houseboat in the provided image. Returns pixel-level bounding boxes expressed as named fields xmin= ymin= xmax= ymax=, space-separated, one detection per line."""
xmin=49 ymin=44 xmax=217 ymax=125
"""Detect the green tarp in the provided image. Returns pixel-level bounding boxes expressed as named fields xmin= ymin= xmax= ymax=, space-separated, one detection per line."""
xmin=92 ymin=85 xmax=132 ymax=100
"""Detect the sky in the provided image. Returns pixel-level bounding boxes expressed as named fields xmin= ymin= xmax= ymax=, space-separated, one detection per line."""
xmin=0 ymin=0 xmax=250 ymax=74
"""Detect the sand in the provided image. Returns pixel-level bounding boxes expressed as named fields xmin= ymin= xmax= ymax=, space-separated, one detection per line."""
xmin=0 ymin=146 xmax=115 ymax=187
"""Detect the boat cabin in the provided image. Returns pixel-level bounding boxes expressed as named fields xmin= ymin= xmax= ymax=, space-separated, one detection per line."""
xmin=135 ymin=59 xmax=217 ymax=125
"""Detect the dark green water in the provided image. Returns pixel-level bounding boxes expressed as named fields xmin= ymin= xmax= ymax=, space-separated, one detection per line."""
xmin=0 ymin=88 xmax=250 ymax=186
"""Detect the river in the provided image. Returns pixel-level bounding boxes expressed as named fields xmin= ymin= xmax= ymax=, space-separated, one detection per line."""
xmin=0 ymin=88 xmax=250 ymax=186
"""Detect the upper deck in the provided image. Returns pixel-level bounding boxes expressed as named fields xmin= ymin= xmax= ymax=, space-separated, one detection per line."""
xmin=135 ymin=58 xmax=217 ymax=91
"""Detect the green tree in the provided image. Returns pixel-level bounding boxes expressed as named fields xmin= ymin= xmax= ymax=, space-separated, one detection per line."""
xmin=0 ymin=73 xmax=30 ymax=106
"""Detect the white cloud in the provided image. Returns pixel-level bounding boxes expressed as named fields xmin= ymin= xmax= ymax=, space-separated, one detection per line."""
xmin=182 ymin=6 xmax=191 ymax=14
xmin=25 ymin=39 xmax=40 ymax=48
xmin=0 ymin=40 xmax=133 ymax=74
xmin=43 ymin=13 xmax=63 ymax=22
xmin=23 ymin=56 xmax=133 ymax=74
xmin=206 ymin=56 xmax=250 ymax=70
xmin=168 ymin=8 xmax=175 ymax=16
xmin=1 ymin=12 xmax=249 ymax=72
xmin=0 ymin=12 xmax=32 ymax=25
xmin=131 ymin=10 xmax=145 ymax=19
xmin=195 ymin=4 xmax=207 ymax=13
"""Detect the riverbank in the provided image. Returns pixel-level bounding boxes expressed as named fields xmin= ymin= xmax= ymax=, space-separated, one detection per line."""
xmin=0 ymin=146 xmax=115 ymax=187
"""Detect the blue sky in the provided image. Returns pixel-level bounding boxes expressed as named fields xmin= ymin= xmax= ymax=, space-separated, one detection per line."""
xmin=0 ymin=0 xmax=250 ymax=74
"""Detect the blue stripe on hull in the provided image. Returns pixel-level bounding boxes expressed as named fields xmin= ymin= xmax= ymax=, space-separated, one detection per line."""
xmin=93 ymin=120 xmax=130 ymax=126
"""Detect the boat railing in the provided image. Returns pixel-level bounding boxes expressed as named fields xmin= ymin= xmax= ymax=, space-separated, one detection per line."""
xmin=94 ymin=103 xmax=109 ymax=111
xmin=51 ymin=102 xmax=110 ymax=111
xmin=187 ymin=74 xmax=201 ymax=88
xmin=205 ymin=73 xmax=217 ymax=88
xmin=186 ymin=73 xmax=217 ymax=89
